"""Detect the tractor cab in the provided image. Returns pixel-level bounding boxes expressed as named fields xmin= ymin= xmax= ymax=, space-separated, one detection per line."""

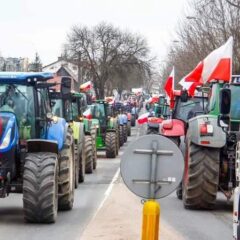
xmin=172 ymin=87 xmax=208 ymax=123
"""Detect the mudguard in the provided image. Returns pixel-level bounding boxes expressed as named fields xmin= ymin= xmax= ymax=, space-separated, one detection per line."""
xmin=148 ymin=117 xmax=163 ymax=124
xmin=188 ymin=114 xmax=226 ymax=148
xmin=70 ymin=121 xmax=85 ymax=149
xmin=0 ymin=112 xmax=19 ymax=153
xmin=46 ymin=117 xmax=67 ymax=150
xmin=83 ymin=118 xmax=91 ymax=133
xmin=109 ymin=117 xmax=118 ymax=129
xmin=160 ymin=119 xmax=185 ymax=137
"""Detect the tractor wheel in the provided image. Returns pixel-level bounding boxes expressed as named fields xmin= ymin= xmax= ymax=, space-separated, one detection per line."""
xmin=58 ymin=129 xmax=75 ymax=211
xmin=183 ymin=138 xmax=219 ymax=209
xmin=127 ymin=121 xmax=131 ymax=136
xmin=168 ymin=137 xmax=180 ymax=146
xmin=115 ymin=128 xmax=119 ymax=155
xmin=23 ymin=152 xmax=58 ymax=223
xmin=85 ymin=136 xmax=93 ymax=174
xmin=147 ymin=128 xmax=159 ymax=135
xmin=74 ymin=144 xmax=80 ymax=188
xmin=106 ymin=132 xmax=117 ymax=158
xmin=79 ymin=146 xmax=86 ymax=183
xmin=123 ymin=124 xmax=128 ymax=143
xmin=91 ymin=128 xmax=97 ymax=170
xmin=119 ymin=126 xmax=124 ymax=147
xmin=131 ymin=116 xmax=136 ymax=127
xmin=176 ymin=182 xmax=183 ymax=200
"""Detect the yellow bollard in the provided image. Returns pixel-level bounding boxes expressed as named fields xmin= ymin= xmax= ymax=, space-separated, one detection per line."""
xmin=141 ymin=200 xmax=160 ymax=240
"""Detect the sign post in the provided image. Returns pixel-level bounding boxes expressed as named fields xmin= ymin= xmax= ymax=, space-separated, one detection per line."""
xmin=121 ymin=135 xmax=184 ymax=240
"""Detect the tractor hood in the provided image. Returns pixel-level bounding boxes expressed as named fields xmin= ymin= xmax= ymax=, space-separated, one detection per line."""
xmin=0 ymin=112 xmax=18 ymax=153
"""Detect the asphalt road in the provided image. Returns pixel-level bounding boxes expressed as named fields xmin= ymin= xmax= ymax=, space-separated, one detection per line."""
xmin=0 ymin=125 xmax=233 ymax=240
xmin=0 ymin=130 xmax=136 ymax=240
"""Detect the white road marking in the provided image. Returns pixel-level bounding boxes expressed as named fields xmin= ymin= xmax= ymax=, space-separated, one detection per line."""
xmin=91 ymin=168 xmax=120 ymax=220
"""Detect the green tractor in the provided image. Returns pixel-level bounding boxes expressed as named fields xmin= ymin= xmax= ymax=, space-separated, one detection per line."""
xmin=84 ymin=100 xmax=119 ymax=158
xmin=50 ymin=80 xmax=97 ymax=187
xmin=182 ymin=77 xmax=240 ymax=209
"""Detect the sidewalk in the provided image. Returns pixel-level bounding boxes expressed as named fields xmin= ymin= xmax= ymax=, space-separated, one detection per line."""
xmin=81 ymin=176 xmax=184 ymax=240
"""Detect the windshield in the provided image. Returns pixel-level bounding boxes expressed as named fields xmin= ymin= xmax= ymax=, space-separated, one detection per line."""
xmin=95 ymin=103 xmax=106 ymax=118
xmin=174 ymin=97 xmax=207 ymax=122
xmin=52 ymin=99 xmax=64 ymax=118
xmin=72 ymin=101 xmax=79 ymax=120
xmin=0 ymin=84 xmax=35 ymax=138
xmin=230 ymin=85 xmax=240 ymax=121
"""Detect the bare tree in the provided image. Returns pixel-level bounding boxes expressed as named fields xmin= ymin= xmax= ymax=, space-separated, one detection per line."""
xmin=225 ymin=0 xmax=240 ymax=8
xmin=161 ymin=0 xmax=240 ymax=85
xmin=66 ymin=22 xmax=153 ymax=98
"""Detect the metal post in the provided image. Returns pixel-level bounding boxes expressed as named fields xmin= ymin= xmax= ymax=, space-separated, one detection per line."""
xmin=150 ymin=141 xmax=158 ymax=199
xmin=141 ymin=200 xmax=160 ymax=240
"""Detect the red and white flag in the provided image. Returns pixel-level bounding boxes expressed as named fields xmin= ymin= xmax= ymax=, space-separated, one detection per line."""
xmin=164 ymin=67 xmax=175 ymax=99
xmin=179 ymin=78 xmax=201 ymax=97
xmin=80 ymin=81 xmax=92 ymax=92
xmin=185 ymin=37 xmax=233 ymax=84
xmin=137 ymin=112 xmax=150 ymax=125
xmin=83 ymin=108 xmax=92 ymax=119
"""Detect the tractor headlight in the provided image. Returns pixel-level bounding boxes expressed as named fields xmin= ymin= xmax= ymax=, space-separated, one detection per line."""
xmin=0 ymin=129 xmax=12 ymax=150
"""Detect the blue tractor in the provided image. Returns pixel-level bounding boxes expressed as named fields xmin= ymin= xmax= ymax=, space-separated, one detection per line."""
xmin=0 ymin=72 xmax=75 ymax=223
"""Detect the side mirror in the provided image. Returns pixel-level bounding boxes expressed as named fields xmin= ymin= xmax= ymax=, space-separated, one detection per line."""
xmin=145 ymin=104 xmax=150 ymax=111
xmin=219 ymin=88 xmax=231 ymax=115
xmin=218 ymin=115 xmax=230 ymax=128
xmin=61 ymin=77 xmax=71 ymax=95
xmin=155 ymin=106 xmax=162 ymax=115
xmin=180 ymin=90 xmax=188 ymax=102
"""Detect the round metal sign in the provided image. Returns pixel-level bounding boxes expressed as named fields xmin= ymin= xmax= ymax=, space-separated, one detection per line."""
xmin=121 ymin=135 xmax=184 ymax=199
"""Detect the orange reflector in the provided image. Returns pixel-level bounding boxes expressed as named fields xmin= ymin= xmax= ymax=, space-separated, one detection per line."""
xmin=201 ymin=141 xmax=210 ymax=145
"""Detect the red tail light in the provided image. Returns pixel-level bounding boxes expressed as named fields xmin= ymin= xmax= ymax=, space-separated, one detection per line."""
xmin=200 ymin=123 xmax=213 ymax=136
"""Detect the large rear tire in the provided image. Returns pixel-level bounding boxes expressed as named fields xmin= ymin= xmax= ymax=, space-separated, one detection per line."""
xmin=119 ymin=126 xmax=124 ymax=147
xmin=79 ymin=146 xmax=86 ymax=183
xmin=127 ymin=121 xmax=131 ymax=136
xmin=147 ymin=128 xmax=159 ymax=135
xmin=106 ymin=132 xmax=117 ymax=158
xmin=74 ymin=144 xmax=80 ymax=188
xmin=183 ymin=139 xmax=219 ymax=209
xmin=85 ymin=136 xmax=93 ymax=174
xmin=23 ymin=152 xmax=58 ymax=223
xmin=91 ymin=128 xmax=97 ymax=170
xmin=123 ymin=124 xmax=128 ymax=143
xmin=131 ymin=116 xmax=136 ymax=127
xmin=168 ymin=137 xmax=180 ymax=146
xmin=58 ymin=130 xmax=75 ymax=211
xmin=176 ymin=182 xmax=183 ymax=200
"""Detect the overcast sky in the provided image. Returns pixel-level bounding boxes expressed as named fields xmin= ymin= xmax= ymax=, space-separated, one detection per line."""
xmin=0 ymin=0 xmax=189 ymax=65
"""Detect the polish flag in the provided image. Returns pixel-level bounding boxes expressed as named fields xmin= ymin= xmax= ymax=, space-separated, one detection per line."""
xmin=83 ymin=108 xmax=92 ymax=119
xmin=137 ymin=112 xmax=150 ymax=125
xmin=179 ymin=78 xmax=202 ymax=97
xmin=80 ymin=81 xmax=92 ymax=92
xmin=185 ymin=37 xmax=233 ymax=84
xmin=148 ymin=95 xmax=159 ymax=104
xmin=164 ymin=67 xmax=175 ymax=99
